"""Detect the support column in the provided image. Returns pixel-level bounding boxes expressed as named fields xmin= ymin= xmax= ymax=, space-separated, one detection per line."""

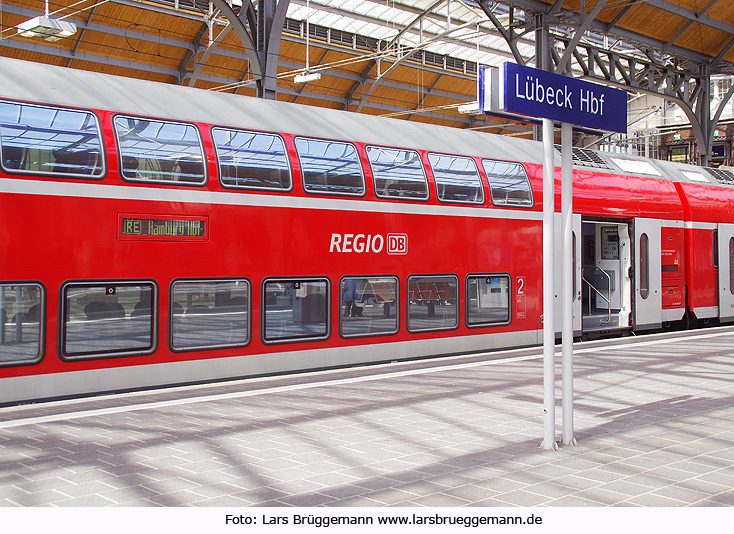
xmin=561 ymin=122 xmax=577 ymax=446
xmin=541 ymin=118 xmax=558 ymax=451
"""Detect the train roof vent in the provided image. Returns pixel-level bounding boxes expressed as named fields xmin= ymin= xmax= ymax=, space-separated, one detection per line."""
xmin=555 ymin=146 xmax=611 ymax=169
xmin=705 ymin=167 xmax=734 ymax=185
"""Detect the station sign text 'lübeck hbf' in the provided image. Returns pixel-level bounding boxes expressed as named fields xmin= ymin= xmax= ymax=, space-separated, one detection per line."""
xmin=480 ymin=62 xmax=628 ymax=133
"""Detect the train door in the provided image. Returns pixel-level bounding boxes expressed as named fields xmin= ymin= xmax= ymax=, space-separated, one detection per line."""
xmin=717 ymin=223 xmax=734 ymax=321
xmin=633 ymin=218 xmax=663 ymax=331
xmin=581 ymin=221 xmax=632 ymax=333
xmin=554 ymin=213 xmax=582 ymax=335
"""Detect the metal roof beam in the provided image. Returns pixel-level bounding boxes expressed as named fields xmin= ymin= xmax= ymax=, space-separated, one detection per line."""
xmin=642 ymin=0 xmax=734 ymax=36
xmin=503 ymin=0 xmax=733 ymax=70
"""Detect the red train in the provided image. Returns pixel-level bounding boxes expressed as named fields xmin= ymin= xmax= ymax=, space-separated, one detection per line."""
xmin=1 ymin=57 xmax=732 ymax=405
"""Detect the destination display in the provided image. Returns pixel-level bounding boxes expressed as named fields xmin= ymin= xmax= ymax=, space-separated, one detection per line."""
xmin=119 ymin=215 xmax=208 ymax=240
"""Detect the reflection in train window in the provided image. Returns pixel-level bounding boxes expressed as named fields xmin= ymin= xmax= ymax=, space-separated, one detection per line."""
xmin=482 ymin=160 xmax=534 ymax=207
xmin=61 ymin=281 xmax=156 ymax=359
xmin=263 ymin=279 xmax=329 ymax=342
xmin=0 ymin=283 xmax=43 ymax=366
xmin=340 ymin=276 xmax=399 ymax=338
xmin=367 ymin=146 xmax=429 ymax=200
xmin=0 ymin=100 xmax=104 ymax=178
xmin=466 ymin=275 xmax=511 ymax=326
xmin=213 ymin=128 xmax=291 ymax=191
xmin=114 ymin=116 xmax=206 ymax=184
xmin=407 ymin=275 xmax=459 ymax=333
xmin=294 ymin=137 xmax=364 ymax=195
xmin=428 ymin=153 xmax=484 ymax=204
xmin=171 ymin=279 xmax=250 ymax=351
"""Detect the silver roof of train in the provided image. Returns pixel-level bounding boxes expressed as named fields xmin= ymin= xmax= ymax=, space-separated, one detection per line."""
xmin=0 ymin=56 xmax=544 ymax=165
xmin=2 ymin=56 xmax=730 ymax=188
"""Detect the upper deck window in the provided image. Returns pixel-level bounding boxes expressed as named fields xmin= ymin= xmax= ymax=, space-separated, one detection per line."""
xmin=0 ymin=100 xmax=104 ymax=178
xmin=367 ymin=146 xmax=429 ymax=200
xmin=482 ymin=159 xmax=534 ymax=207
xmin=428 ymin=153 xmax=484 ymax=204
xmin=294 ymin=137 xmax=364 ymax=195
xmin=213 ymin=127 xmax=291 ymax=191
xmin=114 ymin=116 xmax=206 ymax=184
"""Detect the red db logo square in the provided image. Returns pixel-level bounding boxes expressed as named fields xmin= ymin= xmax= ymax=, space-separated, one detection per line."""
xmin=387 ymin=233 xmax=408 ymax=255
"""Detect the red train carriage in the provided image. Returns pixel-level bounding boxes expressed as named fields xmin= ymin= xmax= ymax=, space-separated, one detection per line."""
xmin=0 ymin=57 xmax=731 ymax=405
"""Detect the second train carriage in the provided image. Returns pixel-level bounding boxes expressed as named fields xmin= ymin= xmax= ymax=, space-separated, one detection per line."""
xmin=0 ymin=57 xmax=732 ymax=405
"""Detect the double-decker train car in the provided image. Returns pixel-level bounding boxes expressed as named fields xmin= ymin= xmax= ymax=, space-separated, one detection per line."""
xmin=0 ymin=57 xmax=732 ymax=405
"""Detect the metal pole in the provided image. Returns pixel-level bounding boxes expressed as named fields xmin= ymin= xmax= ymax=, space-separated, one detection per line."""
xmin=541 ymin=118 xmax=557 ymax=451
xmin=561 ymin=122 xmax=577 ymax=446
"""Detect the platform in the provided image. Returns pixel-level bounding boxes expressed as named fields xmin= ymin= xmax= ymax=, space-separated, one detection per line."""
xmin=1 ymin=327 xmax=734 ymax=508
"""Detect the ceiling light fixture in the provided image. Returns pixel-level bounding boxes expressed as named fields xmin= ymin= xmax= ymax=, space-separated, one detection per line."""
xmin=294 ymin=72 xmax=321 ymax=84
xmin=17 ymin=1 xmax=76 ymax=42
xmin=295 ymin=0 xmax=321 ymax=84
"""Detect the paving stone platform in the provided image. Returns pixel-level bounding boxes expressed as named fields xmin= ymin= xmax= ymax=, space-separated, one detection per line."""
xmin=1 ymin=327 xmax=734 ymax=507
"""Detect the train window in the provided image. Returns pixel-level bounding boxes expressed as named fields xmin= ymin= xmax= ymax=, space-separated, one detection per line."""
xmin=262 ymin=279 xmax=329 ymax=343
xmin=0 ymin=100 xmax=104 ymax=178
xmin=114 ymin=116 xmax=206 ymax=184
xmin=714 ymin=230 xmax=719 ymax=268
xmin=340 ymin=276 xmax=399 ymax=338
xmin=407 ymin=275 xmax=459 ymax=333
xmin=428 ymin=153 xmax=484 ymax=204
xmin=367 ymin=146 xmax=429 ymax=200
xmin=294 ymin=137 xmax=364 ymax=195
xmin=212 ymin=128 xmax=292 ymax=191
xmin=0 ymin=283 xmax=44 ymax=366
xmin=170 ymin=279 xmax=250 ymax=351
xmin=729 ymin=238 xmax=734 ymax=296
xmin=639 ymin=233 xmax=650 ymax=299
xmin=61 ymin=281 xmax=156 ymax=359
xmin=466 ymin=275 xmax=511 ymax=327
xmin=482 ymin=160 xmax=534 ymax=208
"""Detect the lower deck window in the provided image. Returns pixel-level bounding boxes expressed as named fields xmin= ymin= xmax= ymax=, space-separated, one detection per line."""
xmin=466 ymin=275 xmax=511 ymax=326
xmin=263 ymin=279 xmax=329 ymax=342
xmin=340 ymin=276 xmax=398 ymax=338
xmin=0 ymin=283 xmax=43 ymax=365
xmin=171 ymin=279 xmax=250 ymax=351
xmin=407 ymin=275 xmax=458 ymax=332
xmin=62 ymin=281 xmax=156 ymax=359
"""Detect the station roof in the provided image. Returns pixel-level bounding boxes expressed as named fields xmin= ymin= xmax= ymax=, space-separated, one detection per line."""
xmin=0 ymin=0 xmax=732 ymax=137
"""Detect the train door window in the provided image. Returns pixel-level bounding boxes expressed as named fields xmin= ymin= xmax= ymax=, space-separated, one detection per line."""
xmin=340 ymin=276 xmax=399 ymax=338
xmin=0 ymin=283 xmax=44 ymax=366
xmin=212 ymin=128 xmax=292 ymax=191
xmin=171 ymin=279 xmax=250 ymax=351
xmin=407 ymin=275 xmax=459 ymax=333
xmin=262 ymin=278 xmax=329 ymax=343
xmin=114 ymin=116 xmax=206 ymax=185
xmin=428 ymin=153 xmax=484 ymax=204
xmin=714 ymin=230 xmax=719 ymax=268
xmin=61 ymin=281 xmax=156 ymax=360
xmin=367 ymin=146 xmax=429 ymax=200
xmin=729 ymin=238 xmax=734 ymax=296
xmin=481 ymin=160 xmax=534 ymax=207
xmin=639 ymin=233 xmax=650 ymax=299
xmin=0 ymin=100 xmax=104 ymax=178
xmin=466 ymin=275 xmax=510 ymax=327
xmin=294 ymin=137 xmax=364 ymax=195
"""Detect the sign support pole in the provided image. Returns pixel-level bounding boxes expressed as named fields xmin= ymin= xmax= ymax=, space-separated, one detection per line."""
xmin=541 ymin=117 xmax=557 ymax=451
xmin=561 ymin=122 xmax=577 ymax=446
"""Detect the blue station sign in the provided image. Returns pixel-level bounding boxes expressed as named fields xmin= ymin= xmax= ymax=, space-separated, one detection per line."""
xmin=480 ymin=62 xmax=628 ymax=133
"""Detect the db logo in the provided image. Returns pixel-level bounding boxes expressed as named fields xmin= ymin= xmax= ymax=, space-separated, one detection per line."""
xmin=387 ymin=233 xmax=408 ymax=255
